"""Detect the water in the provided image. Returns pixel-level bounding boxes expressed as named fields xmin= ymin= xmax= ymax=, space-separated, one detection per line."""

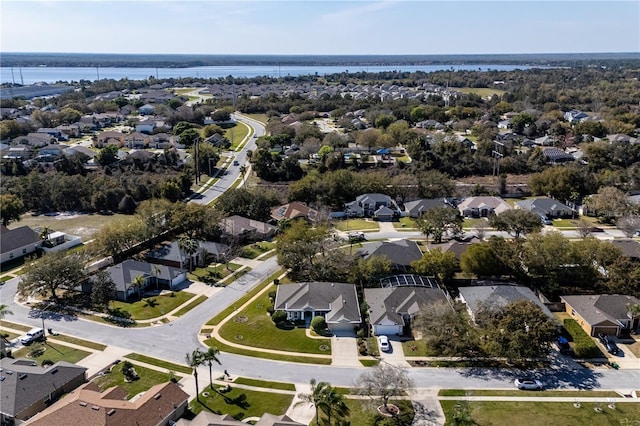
xmin=0 ymin=64 xmax=542 ymax=85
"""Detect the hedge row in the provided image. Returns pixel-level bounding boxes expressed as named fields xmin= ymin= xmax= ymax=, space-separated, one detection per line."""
xmin=563 ymin=318 xmax=602 ymax=358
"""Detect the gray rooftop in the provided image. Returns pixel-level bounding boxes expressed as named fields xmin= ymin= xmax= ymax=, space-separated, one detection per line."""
xmin=515 ymin=197 xmax=572 ymax=216
xmin=0 ymin=225 xmax=40 ymax=255
xmin=458 ymin=284 xmax=554 ymax=319
xmin=561 ymin=294 xmax=640 ymax=326
xmin=104 ymin=260 xmax=184 ymax=293
xmin=0 ymin=358 xmax=86 ymax=418
xmin=274 ymin=282 xmax=361 ymax=324
xmin=357 ymin=239 xmax=423 ymax=268
xmin=365 ymin=286 xmax=448 ymax=326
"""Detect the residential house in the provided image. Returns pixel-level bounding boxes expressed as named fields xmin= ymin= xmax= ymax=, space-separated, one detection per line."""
xmin=147 ymin=240 xmax=229 ymax=269
xmin=606 ymin=133 xmax=638 ymax=145
xmin=429 ymin=239 xmax=478 ymax=261
xmin=610 ymin=239 xmax=640 ymax=260
xmin=4 ymin=144 xmax=33 ymax=160
xmin=561 ymin=294 xmax=640 ymax=337
xmin=64 ymin=145 xmax=98 ymax=162
xmin=0 ymin=358 xmax=87 ymax=425
xmin=176 ymin=413 xmax=304 ymax=426
xmin=457 ymin=196 xmax=511 ymax=218
xmin=270 ymin=202 xmax=318 ymax=223
xmin=221 ymin=215 xmax=277 ymax=242
xmin=56 ymin=124 xmax=81 ymax=138
xmin=38 ymin=144 xmax=66 ymax=161
xmin=345 ymin=193 xmax=398 ymax=218
xmin=542 ymin=147 xmax=574 ymax=164
xmin=274 ymin=282 xmax=361 ymax=332
xmin=135 ymin=117 xmax=157 ymax=134
xmin=102 ymin=260 xmax=187 ymax=301
xmin=138 ymin=104 xmax=156 ymax=115
xmin=534 ymin=135 xmax=554 ymax=146
xmin=402 ymin=199 xmax=449 ymax=218
xmin=365 ymin=282 xmax=448 ymax=335
xmin=515 ymin=197 xmax=574 ymax=219
xmin=123 ymin=132 xmax=149 ymax=149
xmin=204 ymin=133 xmax=230 ymax=149
xmin=148 ymin=133 xmax=178 ymax=149
xmin=36 ymin=128 xmax=64 ymax=140
xmin=458 ymin=284 xmax=554 ymax=323
xmin=95 ymin=131 xmax=124 ymax=148
xmin=12 ymin=133 xmax=54 ymax=147
xmin=24 ymin=381 xmax=189 ymax=426
xmin=0 ymin=225 xmax=41 ymax=265
xmin=564 ymin=110 xmax=589 ymax=124
xmin=356 ymin=239 xmax=423 ymax=273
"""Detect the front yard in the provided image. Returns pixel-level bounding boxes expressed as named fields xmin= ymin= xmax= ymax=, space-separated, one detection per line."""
xmin=333 ymin=218 xmax=380 ymax=232
xmin=108 ymin=291 xmax=195 ymax=320
xmin=189 ymin=386 xmax=292 ymax=419
xmin=93 ymin=362 xmax=173 ymax=399
xmin=441 ymin=400 xmax=640 ymax=426
xmin=217 ymin=285 xmax=332 ymax=355
xmin=12 ymin=341 xmax=91 ymax=365
xmin=240 ymin=241 xmax=276 ymax=259
xmin=188 ymin=263 xmax=243 ymax=284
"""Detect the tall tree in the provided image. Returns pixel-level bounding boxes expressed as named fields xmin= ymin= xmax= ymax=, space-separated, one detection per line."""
xmin=584 ymin=186 xmax=633 ymax=223
xmin=178 ymin=235 xmax=199 ymax=271
xmin=489 ymin=209 xmax=543 ymax=239
xmin=0 ymin=193 xmax=25 ymax=226
xmin=295 ymin=379 xmax=330 ymax=426
xmin=319 ymin=384 xmax=349 ymax=426
xmin=185 ymin=349 xmax=205 ymax=401
xmin=19 ymin=252 xmax=87 ymax=303
xmin=91 ymin=270 xmax=117 ymax=308
xmin=202 ymin=347 xmax=221 ymax=390
xmin=130 ymin=275 xmax=147 ymax=300
xmin=354 ymin=364 xmax=414 ymax=413
xmin=411 ymin=248 xmax=459 ymax=283
xmin=415 ymin=206 xmax=462 ymax=244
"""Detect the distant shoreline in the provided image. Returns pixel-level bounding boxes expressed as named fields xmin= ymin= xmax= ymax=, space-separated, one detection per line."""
xmin=2 ymin=52 xmax=639 ymax=68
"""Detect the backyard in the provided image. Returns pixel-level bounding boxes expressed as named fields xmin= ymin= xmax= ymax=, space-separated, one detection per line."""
xmin=217 ymin=285 xmax=332 ymax=355
xmin=16 ymin=212 xmax=132 ymax=241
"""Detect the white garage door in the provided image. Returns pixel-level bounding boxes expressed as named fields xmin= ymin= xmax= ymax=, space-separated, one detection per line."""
xmin=373 ymin=324 xmax=402 ymax=336
xmin=329 ymin=322 xmax=356 ymax=333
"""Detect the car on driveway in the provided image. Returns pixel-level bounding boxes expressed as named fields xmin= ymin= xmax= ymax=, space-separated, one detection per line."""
xmin=378 ymin=335 xmax=390 ymax=352
xmin=598 ymin=333 xmax=621 ymax=355
xmin=514 ymin=377 xmax=543 ymax=390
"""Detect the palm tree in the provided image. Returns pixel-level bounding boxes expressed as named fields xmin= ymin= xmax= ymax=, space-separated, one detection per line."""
xmin=130 ymin=275 xmax=146 ymax=300
xmin=152 ymin=265 xmax=161 ymax=291
xmin=320 ymin=385 xmax=349 ymax=425
xmin=178 ymin=235 xmax=199 ymax=271
xmin=202 ymin=347 xmax=221 ymax=390
xmin=0 ymin=304 xmax=13 ymax=320
xmin=295 ymin=379 xmax=330 ymax=426
xmin=39 ymin=226 xmax=52 ymax=243
xmin=185 ymin=349 xmax=205 ymax=401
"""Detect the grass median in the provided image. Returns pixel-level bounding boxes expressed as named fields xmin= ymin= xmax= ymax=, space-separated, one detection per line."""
xmin=233 ymin=377 xmax=296 ymax=391
xmin=173 ymin=295 xmax=208 ymax=317
xmin=203 ymin=336 xmax=332 ymax=365
xmin=438 ymin=389 xmax=620 ymax=397
xmin=124 ymin=353 xmax=192 ymax=375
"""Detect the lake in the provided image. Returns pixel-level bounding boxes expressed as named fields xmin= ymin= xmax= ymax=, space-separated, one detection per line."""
xmin=0 ymin=64 xmax=543 ymax=85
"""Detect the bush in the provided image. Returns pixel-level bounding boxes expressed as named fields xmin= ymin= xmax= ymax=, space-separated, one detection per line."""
xmin=41 ymin=359 xmax=54 ymax=367
xmin=268 ymin=290 xmax=277 ymax=300
xmin=271 ymin=310 xmax=287 ymax=324
xmin=563 ymin=319 xmax=602 ymax=358
xmin=358 ymin=342 xmax=368 ymax=355
xmin=310 ymin=316 xmax=327 ymax=334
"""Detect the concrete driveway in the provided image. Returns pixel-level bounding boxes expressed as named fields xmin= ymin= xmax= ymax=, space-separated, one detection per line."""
xmin=378 ymin=335 xmax=411 ymax=368
xmin=331 ymin=330 xmax=361 ymax=367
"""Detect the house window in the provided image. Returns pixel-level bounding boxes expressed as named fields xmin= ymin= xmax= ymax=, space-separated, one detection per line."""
xmin=9 ymin=253 xmax=14 ymax=259
xmin=23 ymin=248 xmax=27 ymax=254
xmin=571 ymin=309 xmax=575 ymax=316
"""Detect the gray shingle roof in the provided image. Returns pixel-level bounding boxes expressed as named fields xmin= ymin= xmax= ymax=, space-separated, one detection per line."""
xmin=274 ymin=282 xmax=361 ymax=324
xmin=458 ymin=285 xmax=554 ymax=319
xmin=403 ymin=199 xmax=447 ymax=216
xmin=104 ymin=260 xmax=184 ymax=293
xmin=610 ymin=240 xmax=640 ymax=259
xmin=515 ymin=197 xmax=572 ymax=216
xmin=357 ymin=240 xmax=422 ymax=268
xmin=561 ymin=294 xmax=640 ymax=326
xmin=0 ymin=225 xmax=40 ymax=254
xmin=365 ymin=286 xmax=448 ymax=326
xmin=0 ymin=358 xmax=86 ymax=418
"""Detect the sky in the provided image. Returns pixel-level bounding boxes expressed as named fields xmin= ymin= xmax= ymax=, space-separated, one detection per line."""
xmin=1 ymin=1 xmax=639 ymax=55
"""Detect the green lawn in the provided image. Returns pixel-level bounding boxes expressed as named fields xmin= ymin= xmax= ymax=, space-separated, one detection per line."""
xmin=17 ymin=212 xmax=132 ymax=241
xmin=173 ymin=295 xmax=208 ymax=317
xmin=225 ymin=122 xmax=251 ymax=150
xmin=189 ymin=263 xmax=243 ymax=284
xmin=124 ymin=353 xmax=192 ymax=375
xmin=240 ymin=242 xmax=276 ymax=259
xmin=439 ymin=389 xmax=619 ymax=397
xmin=190 ymin=386 xmax=293 ymax=419
xmin=51 ymin=334 xmax=107 ymax=351
xmin=441 ymin=400 xmax=640 ymax=426
xmin=0 ymin=321 xmax=31 ymax=332
xmin=332 ymin=219 xmax=380 ymax=232
xmin=462 ymin=218 xmax=490 ymax=229
xmin=393 ymin=217 xmax=417 ymax=230
xmin=338 ymin=399 xmax=415 ymax=426
xmin=402 ymin=339 xmax=436 ymax=357
xmin=206 ymin=269 xmax=285 ymax=326
xmin=12 ymin=341 xmax=91 ymax=365
xmin=0 ymin=330 xmax=19 ymax=340
xmin=359 ymin=359 xmax=380 ymax=367
xmin=218 ymin=285 xmax=331 ymax=354
xmin=93 ymin=363 xmax=173 ymax=399
xmin=109 ymin=291 xmax=195 ymax=320
xmin=456 ymin=87 xmax=506 ymax=97
xmin=245 ymin=113 xmax=268 ymax=125
xmin=232 ymin=377 xmax=296 ymax=391
xmin=203 ymin=336 xmax=331 ymax=365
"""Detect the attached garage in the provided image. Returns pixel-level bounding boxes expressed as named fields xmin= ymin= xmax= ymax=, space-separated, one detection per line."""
xmin=372 ymin=322 xmax=403 ymax=336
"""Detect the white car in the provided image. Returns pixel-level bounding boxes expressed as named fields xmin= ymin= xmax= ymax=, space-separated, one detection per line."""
xmin=378 ymin=335 xmax=390 ymax=352
xmin=514 ymin=378 xmax=543 ymax=390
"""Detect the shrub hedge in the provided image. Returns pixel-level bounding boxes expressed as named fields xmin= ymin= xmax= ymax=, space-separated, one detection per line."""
xmin=563 ymin=318 xmax=602 ymax=358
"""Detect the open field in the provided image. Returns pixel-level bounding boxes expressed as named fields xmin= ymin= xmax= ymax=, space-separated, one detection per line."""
xmin=456 ymin=87 xmax=506 ymax=97
xmin=440 ymin=400 xmax=640 ymax=426
xmin=16 ymin=212 xmax=132 ymax=241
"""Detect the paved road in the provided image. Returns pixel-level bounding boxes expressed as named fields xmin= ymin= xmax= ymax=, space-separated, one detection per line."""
xmin=190 ymin=113 xmax=264 ymax=205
